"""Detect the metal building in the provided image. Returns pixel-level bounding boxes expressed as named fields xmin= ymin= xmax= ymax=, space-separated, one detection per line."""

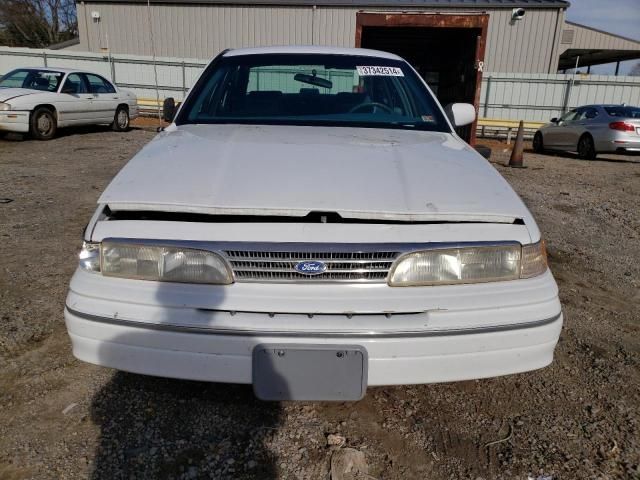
xmin=77 ymin=0 xmax=570 ymax=72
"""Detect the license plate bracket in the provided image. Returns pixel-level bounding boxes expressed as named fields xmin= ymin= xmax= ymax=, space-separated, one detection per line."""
xmin=252 ymin=344 xmax=368 ymax=401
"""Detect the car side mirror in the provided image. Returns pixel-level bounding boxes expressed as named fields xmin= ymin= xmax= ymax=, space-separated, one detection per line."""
xmin=163 ymin=97 xmax=176 ymax=123
xmin=550 ymin=117 xmax=558 ymax=123
xmin=444 ymin=103 xmax=476 ymax=127
xmin=61 ymin=86 xmax=75 ymax=94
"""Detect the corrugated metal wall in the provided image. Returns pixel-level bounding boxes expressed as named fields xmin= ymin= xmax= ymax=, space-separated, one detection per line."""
xmin=0 ymin=46 xmax=207 ymax=101
xmin=480 ymin=72 xmax=640 ymax=122
xmin=76 ymin=3 xmax=564 ymax=73
xmin=485 ymin=8 xmax=563 ymax=73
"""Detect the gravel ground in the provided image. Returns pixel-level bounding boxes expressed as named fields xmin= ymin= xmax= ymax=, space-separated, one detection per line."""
xmin=0 ymin=127 xmax=639 ymax=480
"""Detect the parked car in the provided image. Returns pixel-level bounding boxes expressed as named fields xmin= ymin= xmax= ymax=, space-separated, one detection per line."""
xmin=0 ymin=67 xmax=138 ymax=140
xmin=533 ymin=104 xmax=640 ymax=159
xmin=64 ymin=46 xmax=561 ymax=401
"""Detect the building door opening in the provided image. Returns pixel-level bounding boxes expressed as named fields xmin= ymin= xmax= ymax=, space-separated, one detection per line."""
xmin=356 ymin=14 xmax=488 ymax=144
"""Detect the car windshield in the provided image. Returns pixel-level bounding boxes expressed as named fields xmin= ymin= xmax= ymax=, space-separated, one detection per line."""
xmin=178 ymin=53 xmax=450 ymax=132
xmin=604 ymin=106 xmax=640 ymax=119
xmin=0 ymin=69 xmax=63 ymax=92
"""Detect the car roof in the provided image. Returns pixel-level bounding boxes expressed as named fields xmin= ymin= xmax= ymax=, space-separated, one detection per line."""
xmin=223 ymin=45 xmax=403 ymax=60
xmin=579 ymin=104 xmax=637 ymax=108
xmin=18 ymin=66 xmax=110 ymax=77
xmin=19 ymin=66 xmax=79 ymax=74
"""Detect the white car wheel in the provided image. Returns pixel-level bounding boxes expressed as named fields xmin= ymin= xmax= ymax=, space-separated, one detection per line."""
xmin=30 ymin=107 xmax=57 ymax=141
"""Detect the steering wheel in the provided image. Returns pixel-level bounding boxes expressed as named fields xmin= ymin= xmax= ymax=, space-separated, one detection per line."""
xmin=349 ymin=102 xmax=394 ymax=114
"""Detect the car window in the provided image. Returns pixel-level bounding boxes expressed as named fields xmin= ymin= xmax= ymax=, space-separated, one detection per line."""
xmin=574 ymin=108 xmax=597 ymax=121
xmin=604 ymin=106 xmax=640 ymax=119
xmin=0 ymin=69 xmax=63 ymax=92
xmin=85 ymin=74 xmax=116 ymax=94
xmin=62 ymin=73 xmax=88 ymax=94
xmin=583 ymin=108 xmax=598 ymax=120
xmin=180 ymin=53 xmax=450 ymax=132
xmin=0 ymin=70 xmax=29 ymax=88
xmin=559 ymin=110 xmax=578 ymax=123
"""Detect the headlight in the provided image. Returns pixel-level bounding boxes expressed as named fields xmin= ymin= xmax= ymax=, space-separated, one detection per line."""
xmin=100 ymin=241 xmax=233 ymax=284
xmin=388 ymin=241 xmax=547 ymax=287
xmin=0 ymin=103 xmax=11 ymax=111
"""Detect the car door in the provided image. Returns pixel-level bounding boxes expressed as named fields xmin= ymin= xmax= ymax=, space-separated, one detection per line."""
xmin=543 ymin=110 xmax=575 ymax=147
xmin=83 ymin=73 xmax=119 ymax=123
xmin=58 ymin=73 xmax=95 ymax=126
xmin=563 ymin=107 xmax=591 ymax=149
xmin=574 ymin=107 xmax=602 ymax=148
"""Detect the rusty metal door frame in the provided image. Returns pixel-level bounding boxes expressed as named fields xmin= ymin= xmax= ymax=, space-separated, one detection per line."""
xmin=355 ymin=12 xmax=489 ymax=145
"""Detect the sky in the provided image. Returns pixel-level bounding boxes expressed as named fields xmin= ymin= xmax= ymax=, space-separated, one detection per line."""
xmin=564 ymin=0 xmax=640 ymax=75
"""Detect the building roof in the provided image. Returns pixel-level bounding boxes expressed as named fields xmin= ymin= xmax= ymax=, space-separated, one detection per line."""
xmin=564 ymin=21 xmax=640 ymax=47
xmin=558 ymin=20 xmax=640 ymax=70
xmin=80 ymin=0 xmax=570 ymax=7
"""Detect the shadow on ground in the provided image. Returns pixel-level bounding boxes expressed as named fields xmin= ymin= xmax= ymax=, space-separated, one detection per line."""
xmin=90 ymin=373 xmax=281 ymax=479
xmin=89 ymin=278 xmax=283 ymax=479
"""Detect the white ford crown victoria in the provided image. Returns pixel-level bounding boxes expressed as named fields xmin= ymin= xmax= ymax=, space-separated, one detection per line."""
xmin=64 ymin=46 xmax=562 ymax=401
xmin=0 ymin=67 xmax=138 ymax=140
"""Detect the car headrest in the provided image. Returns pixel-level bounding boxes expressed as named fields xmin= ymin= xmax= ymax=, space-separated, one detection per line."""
xmin=248 ymin=91 xmax=283 ymax=100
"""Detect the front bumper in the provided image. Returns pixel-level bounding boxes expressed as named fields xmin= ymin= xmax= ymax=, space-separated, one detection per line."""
xmin=65 ymin=307 xmax=562 ymax=386
xmin=64 ymin=268 xmax=563 ymax=387
xmin=0 ymin=111 xmax=29 ymax=133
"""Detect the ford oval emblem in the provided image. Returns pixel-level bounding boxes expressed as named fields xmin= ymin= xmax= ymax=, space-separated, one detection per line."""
xmin=294 ymin=260 xmax=327 ymax=275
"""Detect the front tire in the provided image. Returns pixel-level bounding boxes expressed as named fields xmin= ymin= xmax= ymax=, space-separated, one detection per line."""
xmin=577 ymin=134 xmax=597 ymax=160
xmin=533 ymin=131 xmax=545 ymax=153
xmin=112 ymin=106 xmax=130 ymax=132
xmin=30 ymin=107 xmax=57 ymax=140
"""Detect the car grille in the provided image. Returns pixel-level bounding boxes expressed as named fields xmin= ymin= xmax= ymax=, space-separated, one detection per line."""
xmin=223 ymin=249 xmax=401 ymax=283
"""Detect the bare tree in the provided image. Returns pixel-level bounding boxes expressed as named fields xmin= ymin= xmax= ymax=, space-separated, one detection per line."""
xmin=0 ymin=0 xmax=77 ymax=48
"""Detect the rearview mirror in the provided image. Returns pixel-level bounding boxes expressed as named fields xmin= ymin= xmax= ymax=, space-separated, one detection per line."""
xmin=444 ymin=103 xmax=476 ymax=127
xmin=550 ymin=117 xmax=558 ymax=123
xmin=163 ymin=97 xmax=176 ymax=123
xmin=294 ymin=73 xmax=332 ymax=89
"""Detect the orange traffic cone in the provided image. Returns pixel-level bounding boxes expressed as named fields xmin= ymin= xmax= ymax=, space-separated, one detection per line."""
xmin=508 ymin=120 xmax=525 ymax=168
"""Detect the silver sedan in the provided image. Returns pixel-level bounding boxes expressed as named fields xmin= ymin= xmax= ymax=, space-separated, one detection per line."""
xmin=533 ymin=104 xmax=640 ymax=159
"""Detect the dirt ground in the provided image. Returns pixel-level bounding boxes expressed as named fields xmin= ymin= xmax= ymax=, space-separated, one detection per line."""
xmin=0 ymin=126 xmax=639 ymax=480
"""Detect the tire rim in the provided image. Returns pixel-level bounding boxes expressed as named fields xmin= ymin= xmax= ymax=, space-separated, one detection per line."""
xmin=117 ymin=110 xmax=128 ymax=128
xmin=37 ymin=114 xmax=52 ymax=135
xmin=579 ymin=138 xmax=591 ymax=157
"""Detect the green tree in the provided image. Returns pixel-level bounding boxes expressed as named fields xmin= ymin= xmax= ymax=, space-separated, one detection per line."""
xmin=0 ymin=0 xmax=77 ymax=48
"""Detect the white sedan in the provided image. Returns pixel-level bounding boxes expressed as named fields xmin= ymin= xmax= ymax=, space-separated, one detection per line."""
xmin=65 ymin=46 xmax=561 ymax=401
xmin=0 ymin=67 xmax=138 ymax=140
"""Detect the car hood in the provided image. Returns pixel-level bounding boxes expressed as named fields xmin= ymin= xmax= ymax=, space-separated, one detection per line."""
xmin=0 ymin=88 xmax=44 ymax=102
xmin=100 ymin=124 xmax=535 ymax=226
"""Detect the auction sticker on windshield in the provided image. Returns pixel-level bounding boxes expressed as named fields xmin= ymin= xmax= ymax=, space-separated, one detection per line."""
xmin=357 ymin=66 xmax=404 ymax=76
